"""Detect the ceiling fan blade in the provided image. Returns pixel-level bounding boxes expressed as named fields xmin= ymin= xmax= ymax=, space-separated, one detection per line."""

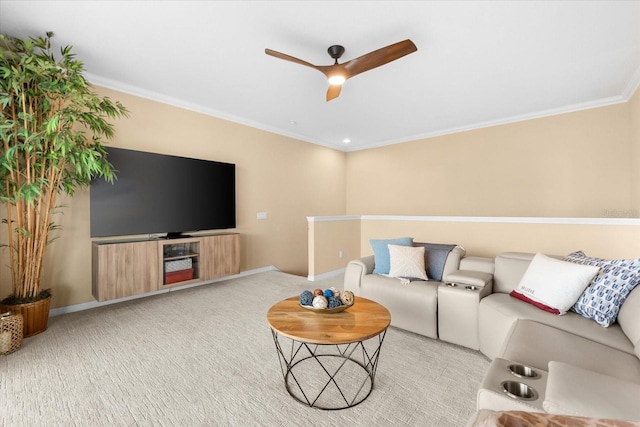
xmin=265 ymin=48 xmax=318 ymax=70
xmin=342 ymin=39 xmax=417 ymax=79
xmin=326 ymin=84 xmax=342 ymax=101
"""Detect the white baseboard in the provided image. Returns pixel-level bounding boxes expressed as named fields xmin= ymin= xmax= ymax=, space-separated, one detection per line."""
xmin=49 ymin=265 xmax=280 ymax=317
xmin=307 ymin=267 xmax=346 ymax=282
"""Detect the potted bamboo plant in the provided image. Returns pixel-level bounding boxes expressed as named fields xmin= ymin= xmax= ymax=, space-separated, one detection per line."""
xmin=0 ymin=32 xmax=128 ymax=336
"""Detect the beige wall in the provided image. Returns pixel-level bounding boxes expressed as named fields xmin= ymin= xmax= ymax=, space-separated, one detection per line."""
xmin=346 ymin=102 xmax=632 ymax=218
xmin=307 ymin=218 xmax=361 ymax=278
xmin=307 ymin=87 xmax=640 ymax=277
xmin=304 ymin=215 xmax=640 ymax=278
xmin=630 ymin=89 xmax=640 ymax=214
xmin=0 ymin=87 xmax=348 ymax=308
xmin=360 ymin=218 xmax=640 ymax=260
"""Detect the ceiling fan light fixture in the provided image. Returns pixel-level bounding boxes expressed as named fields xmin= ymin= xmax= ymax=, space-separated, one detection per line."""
xmin=328 ymin=75 xmax=346 ymax=86
xmin=265 ymin=39 xmax=417 ymax=100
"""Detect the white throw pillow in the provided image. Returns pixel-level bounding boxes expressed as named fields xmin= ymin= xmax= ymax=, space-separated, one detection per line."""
xmin=388 ymin=244 xmax=428 ymax=281
xmin=514 ymin=253 xmax=600 ymax=315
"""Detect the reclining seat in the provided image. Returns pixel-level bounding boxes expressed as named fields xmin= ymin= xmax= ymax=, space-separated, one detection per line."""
xmin=343 ymin=243 xmax=466 ymax=338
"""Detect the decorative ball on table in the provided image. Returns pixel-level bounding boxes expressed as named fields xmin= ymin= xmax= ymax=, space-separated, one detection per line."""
xmin=312 ymin=295 xmax=328 ymax=309
xmin=299 ymin=290 xmax=314 ymax=306
xmin=323 ymin=289 xmax=334 ymax=299
xmin=314 ymin=288 xmax=324 ymax=297
xmin=327 ymin=296 xmax=342 ymax=309
xmin=340 ymin=290 xmax=355 ymax=306
xmin=329 ymin=287 xmax=341 ymax=298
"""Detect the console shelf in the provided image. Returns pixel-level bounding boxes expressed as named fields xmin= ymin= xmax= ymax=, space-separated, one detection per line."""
xmin=160 ymin=239 xmax=201 ymax=287
xmin=92 ymin=233 xmax=240 ymax=302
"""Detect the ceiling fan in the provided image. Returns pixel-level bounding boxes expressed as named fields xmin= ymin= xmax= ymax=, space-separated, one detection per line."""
xmin=265 ymin=39 xmax=417 ymax=101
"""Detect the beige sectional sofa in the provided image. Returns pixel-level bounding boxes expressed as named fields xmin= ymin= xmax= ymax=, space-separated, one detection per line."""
xmin=343 ymin=247 xmax=640 ymax=423
xmin=475 ymin=252 xmax=640 ymax=422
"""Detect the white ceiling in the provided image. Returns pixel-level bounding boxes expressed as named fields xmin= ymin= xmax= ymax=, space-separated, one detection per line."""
xmin=1 ymin=1 xmax=639 ymax=152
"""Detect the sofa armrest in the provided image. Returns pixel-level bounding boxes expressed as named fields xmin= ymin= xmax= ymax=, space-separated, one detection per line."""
xmin=543 ymin=361 xmax=640 ymax=421
xmin=343 ymin=255 xmax=375 ymax=295
xmin=444 ymin=270 xmax=494 ymax=298
xmin=444 ymin=270 xmax=493 ymax=288
xmin=441 ymin=245 xmax=467 ymax=279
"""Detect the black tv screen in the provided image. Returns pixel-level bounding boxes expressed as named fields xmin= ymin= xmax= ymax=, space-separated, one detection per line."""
xmin=90 ymin=148 xmax=236 ymax=238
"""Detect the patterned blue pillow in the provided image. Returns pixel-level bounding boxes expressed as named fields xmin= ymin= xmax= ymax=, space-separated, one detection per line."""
xmin=564 ymin=251 xmax=640 ymax=327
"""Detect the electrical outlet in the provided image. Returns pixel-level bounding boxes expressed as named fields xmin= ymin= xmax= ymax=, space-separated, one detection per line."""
xmin=339 ymin=250 xmax=344 ymax=259
xmin=257 ymin=212 xmax=267 ymax=220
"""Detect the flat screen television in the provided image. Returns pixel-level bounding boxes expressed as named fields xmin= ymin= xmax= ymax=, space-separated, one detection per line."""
xmin=90 ymin=147 xmax=236 ymax=238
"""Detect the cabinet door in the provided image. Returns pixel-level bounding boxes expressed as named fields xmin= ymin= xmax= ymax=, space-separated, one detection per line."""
xmin=201 ymin=234 xmax=240 ymax=280
xmin=92 ymin=241 xmax=159 ymax=302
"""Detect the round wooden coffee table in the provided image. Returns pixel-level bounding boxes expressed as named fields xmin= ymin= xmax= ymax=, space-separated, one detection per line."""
xmin=267 ymin=296 xmax=391 ymax=410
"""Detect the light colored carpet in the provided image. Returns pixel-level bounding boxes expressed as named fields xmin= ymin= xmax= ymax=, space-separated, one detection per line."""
xmin=0 ymin=271 xmax=489 ymax=426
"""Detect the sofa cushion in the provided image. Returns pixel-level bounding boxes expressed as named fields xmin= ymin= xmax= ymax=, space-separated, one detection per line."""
xmin=565 ymin=251 xmax=640 ymax=327
xmin=617 ymin=285 xmax=640 ymax=359
xmin=500 ymin=319 xmax=640 ymax=383
xmin=370 ymin=237 xmax=413 ymax=274
xmin=479 ymin=293 xmax=635 ymax=360
xmin=511 ymin=253 xmax=599 ymax=315
xmin=388 ymin=244 xmax=428 ymax=280
xmin=493 ymin=252 xmax=536 ymax=294
xmin=357 ymin=273 xmax=439 ymax=338
xmin=493 ymin=252 xmax=565 ymax=294
xmin=544 ymin=361 xmax=640 ymax=421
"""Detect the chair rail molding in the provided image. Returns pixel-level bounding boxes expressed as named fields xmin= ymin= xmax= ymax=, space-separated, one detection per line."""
xmin=307 ymin=215 xmax=640 ymax=226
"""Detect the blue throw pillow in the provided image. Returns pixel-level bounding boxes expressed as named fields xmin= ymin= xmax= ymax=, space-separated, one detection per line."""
xmin=413 ymin=242 xmax=458 ymax=281
xmin=371 ymin=237 xmax=414 ymax=274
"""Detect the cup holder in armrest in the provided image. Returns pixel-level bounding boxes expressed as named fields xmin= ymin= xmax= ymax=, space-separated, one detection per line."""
xmin=445 ymin=282 xmax=458 ymax=287
xmin=501 ymin=380 xmax=539 ymax=401
xmin=465 ymin=285 xmax=478 ymax=291
xmin=508 ymin=364 xmax=539 ymax=379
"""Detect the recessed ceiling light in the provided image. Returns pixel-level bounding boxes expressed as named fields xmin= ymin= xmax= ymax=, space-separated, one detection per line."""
xmin=343 ymin=138 xmax=351 ymax=143
xmin=289 ymin=121 xmax=297 ymax=125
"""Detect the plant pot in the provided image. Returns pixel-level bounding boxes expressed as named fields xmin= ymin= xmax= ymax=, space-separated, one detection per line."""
xmin=0 ymin=295 xmax=51 ymax=337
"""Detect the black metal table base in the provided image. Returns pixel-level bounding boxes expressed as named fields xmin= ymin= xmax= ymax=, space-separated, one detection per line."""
xmin=270 ymin=330 xmax=387 ymax=410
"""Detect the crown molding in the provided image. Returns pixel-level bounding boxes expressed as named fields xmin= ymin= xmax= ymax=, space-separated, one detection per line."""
xmin=87 ymin=70 xmax=640 ymax=154
xmin=343 ymin=95 xmax=629 ymax=152
xmin=622 ymin=64 xmax=640 ymax=101
xmin=85 ymin=73 xmax=331 ymax=149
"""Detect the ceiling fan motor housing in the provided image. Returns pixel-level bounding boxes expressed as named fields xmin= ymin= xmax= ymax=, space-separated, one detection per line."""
xmin=328 ymin=45 xmax=345 ymax=63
